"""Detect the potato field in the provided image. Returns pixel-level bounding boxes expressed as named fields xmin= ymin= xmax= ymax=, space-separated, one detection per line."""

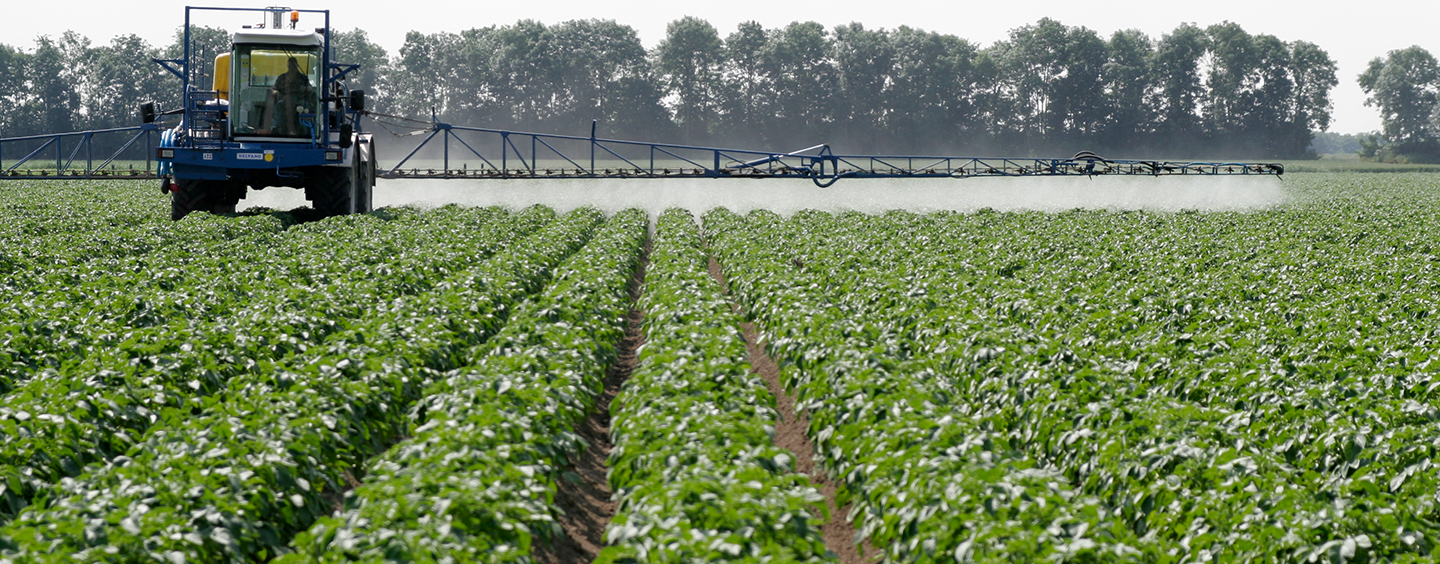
xmin=0 ymin=175 xmax=1436 ymax=563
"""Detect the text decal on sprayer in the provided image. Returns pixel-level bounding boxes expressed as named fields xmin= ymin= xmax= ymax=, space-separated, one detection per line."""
xmin=237 ymin=153 xmax=263 ymax=161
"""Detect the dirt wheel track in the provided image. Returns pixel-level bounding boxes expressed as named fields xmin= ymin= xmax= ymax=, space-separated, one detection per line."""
xmin=534 ymin=239 xmax=649 ymax=563
xmin=708 ymin=256 xmax=882 ymax=564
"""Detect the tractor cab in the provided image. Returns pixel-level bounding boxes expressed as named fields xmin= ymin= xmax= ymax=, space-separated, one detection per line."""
xmin=221 ymin=32 xmax=322 ymax=142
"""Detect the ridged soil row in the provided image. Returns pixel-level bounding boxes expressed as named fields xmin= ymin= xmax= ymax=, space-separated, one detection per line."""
xmin=706 ymin=256 xmax=882 ymax=564
xmin=535 ymin=238 xmax=650 ymax=563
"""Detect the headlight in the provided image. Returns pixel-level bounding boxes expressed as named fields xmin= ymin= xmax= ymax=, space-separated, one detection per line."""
xmin=158 ymin=148 xmax=175 ymax=159
xmin=325 ymin=151 xmax=341 ymax=162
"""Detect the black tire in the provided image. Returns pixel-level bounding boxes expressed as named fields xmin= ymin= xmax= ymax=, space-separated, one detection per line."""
xmin=311 ymin=164 xmax=357 ymax=218
xmin=355 ymin=137 xmax=374 ymax=213
xmin=171 ymin=178 xmax=218 ymax=221
xmin=215 ymin=181 xmax=247 ymax=214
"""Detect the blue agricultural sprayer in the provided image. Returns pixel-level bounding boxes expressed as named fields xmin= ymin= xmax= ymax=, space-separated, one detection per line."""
xmin=0 ymin=6 xmax=1284 ymax=220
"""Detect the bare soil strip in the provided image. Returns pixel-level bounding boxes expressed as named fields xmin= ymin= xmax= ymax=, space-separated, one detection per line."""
xmin=325 ymin=470 xmax=365 ymax=516
xmin=707 ymin=257 xmax=882 ymax=564
xmin=535 ymin=239 xmax=650 ymax=564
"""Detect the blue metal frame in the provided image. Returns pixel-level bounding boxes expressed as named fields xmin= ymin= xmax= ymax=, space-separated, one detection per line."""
xmin=151 ymin=6 xmax=366 ymax=181
xmin=1 ymin=124 xmax=162 ymax=179
xmin=161 ymin=7 xmax=338 ymax=150
xmin=383 ymin=118 xmax=1284 ymax=187
xmin=1 ymin=111 xmax=1285 ymax=184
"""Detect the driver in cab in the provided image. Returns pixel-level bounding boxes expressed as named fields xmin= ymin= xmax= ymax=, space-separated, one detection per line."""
xmin=259 ymin=57 xmax=313 ymax=136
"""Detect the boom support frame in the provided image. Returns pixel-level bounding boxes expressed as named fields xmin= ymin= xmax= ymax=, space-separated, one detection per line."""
xmin=1 ymin=115 xmax=1285 ymax=185
xmin=381 ymin=117 xmax=1283 ymax=187
xmin=0 ymin=125 xmax=163 ymax=179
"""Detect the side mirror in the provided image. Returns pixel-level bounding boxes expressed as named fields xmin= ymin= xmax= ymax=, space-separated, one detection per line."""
xmin=348 ymin=90 xmax=366 ymax=113
xmin=338 ymin=123 xmax=353 ymax=148
xmin=141 ymin=102 xmax=156 ymax=124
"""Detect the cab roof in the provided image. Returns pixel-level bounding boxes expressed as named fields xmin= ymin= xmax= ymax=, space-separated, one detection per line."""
xmin=232 ymin=29 xmax=322 ymax=47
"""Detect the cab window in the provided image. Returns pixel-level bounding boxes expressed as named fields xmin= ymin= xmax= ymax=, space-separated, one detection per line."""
xmin=230 ymin=47 xmax=320 ymax=139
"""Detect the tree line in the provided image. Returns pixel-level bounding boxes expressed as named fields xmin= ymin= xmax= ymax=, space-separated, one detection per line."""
xmin=1357 ymin=45 xmax=1440 ymax=163
xmin=1 ymin=17 xmax=1340 ymax=159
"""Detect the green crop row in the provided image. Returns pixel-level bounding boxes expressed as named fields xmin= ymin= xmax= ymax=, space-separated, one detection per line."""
xmin=0 ymin=181 xmax=172 ymax=272
xmin=0 ymin=186 xmax=522 ymax=403
xmin=598 ymin=209 xmax=831 ymax=563
xmin=709 ymin=208 xmax=1135 ymax=562
xmin=706 ymin=199 xmax=1440 ymax=563
xmin=0 ymin=206 xmax=550 ymax=524
xmin=0 ymin=212 xmax=285 ymax=395
xmin=286 ymin=208 xmax=647 ymax=562
xmin=0 ymin=208 xmax=604 ymax=562
xmin=0 ymin=203 xmax=535 ymax=398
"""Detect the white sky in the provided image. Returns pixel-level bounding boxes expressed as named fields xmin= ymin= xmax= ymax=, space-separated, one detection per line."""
xmin=7 ymin=0 xmax=1429 ymax=134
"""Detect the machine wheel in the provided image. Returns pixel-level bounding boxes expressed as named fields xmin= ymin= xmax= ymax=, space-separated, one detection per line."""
xmin=219 ymin=181 xmax=247 ymax=214
xmin=311 ymin=163 xmax=358 ymax=218
xmin=171 ymin=178 xmax=218 ymax=221
xmin=173 ymin=179 xmax=246 ymax=219
xmin=354 ymin=136 xmax=374 ymax=213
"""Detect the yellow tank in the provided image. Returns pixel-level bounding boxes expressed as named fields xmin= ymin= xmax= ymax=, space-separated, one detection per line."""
xmin=216 ymin=51 xmax=317 ymax=101
xmin=240 ymin=52 xmax=316 ymax=84
xmin=213 ymin=53 xmax=230 ymax=100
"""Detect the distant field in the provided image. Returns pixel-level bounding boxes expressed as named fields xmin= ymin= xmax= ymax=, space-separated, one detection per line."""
xmin=1280 ymin=154 xmax=1440 ymax=173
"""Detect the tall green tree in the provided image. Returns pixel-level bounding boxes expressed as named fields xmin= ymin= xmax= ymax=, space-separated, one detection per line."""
xmin=331 ymin=28 xmax=390 ymax=111
xmin=968 ymin=50 xmax=1010 ymax=148
xmin=1247 ymin=34 xmax=1296 ymax=157
xmin=1102 ymin=29 xmax=1155 ymax=151
xmin=489 ymin=21 xmax=561 ymax=127
xmin=762 ymin=22 xmax=837 ymax=147
xmin=0 ymin=43 xmax=29 ymax=136
xmin=600 ymin=69 xmax=673 ymax=141
xmin=655 ymin=16 xmax=723 ymax=143
xmin=390 ymin=30 xmax=459 ymax=120
xmin=1287 ymin=40 xmax=1337 ymax=156
xmin=718 ymin=21 xmax=771 ymax=146
xmin=1359 ymin=46 xmax=1440 ymax=160
xmin=1151 ymin=23 xmax=1208 ymax=152
xmin=990 ymin=19 xmax=1107 ymax=151
xmin=832 ymin=23 xmax=892 ymax=150
xmin=886 ymin=27 xmax=980 ymax=152
xmin=84 ymin=34 xmax=168 ymax=129
xmin=1202 ymin=23 xmax=1307 ymax=157
xmin=25 ymin=36 xmax=78 ymax=135
xmin=52 ymin=32 xmax=101 ymax=130
xmin=551 ymin=19 xmax=661 ymax=136
xmin=1203 ymin=22 xmax=1256 ymax=143
xmin=444 ymin=27 xmax=504 ymax=127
